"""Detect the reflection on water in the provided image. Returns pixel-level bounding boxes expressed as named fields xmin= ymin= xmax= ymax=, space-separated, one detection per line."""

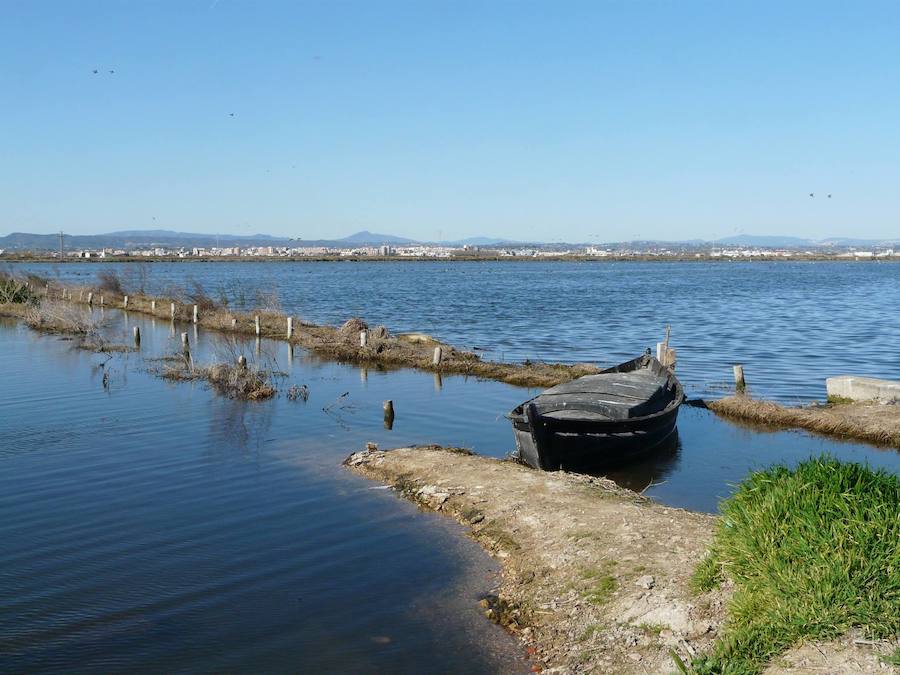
xmin=603 ymin=432 xmax=682 ymax=494
xmin=2 ymin=309 xmax=900 ymax=671
xmin=16 ymin=259 xmax=900 ymax=402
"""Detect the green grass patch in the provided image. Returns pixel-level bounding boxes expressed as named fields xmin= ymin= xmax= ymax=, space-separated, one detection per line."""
xmin=690 ymin=457 xmax=899 ymax=673
xmin=637 ymin=622 xmax=669 ymax=635
xmin=580 ymin=562 xmax=618 ymax=605
xmin=826 ymin=394 xmax=855 ymax=405
xmin=882 ymin=647 xmax=900 ymax=667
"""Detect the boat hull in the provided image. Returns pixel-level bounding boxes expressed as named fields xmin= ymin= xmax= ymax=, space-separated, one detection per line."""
xmin=508 ymin=354 xmax=684 ymax=471
xmin=511 ymin=401 xmax=680 ymax=471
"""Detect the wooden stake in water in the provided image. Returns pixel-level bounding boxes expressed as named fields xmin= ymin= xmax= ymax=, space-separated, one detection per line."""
xmin=432 ymin=346 xmax=443 ymax=366
xmin=193 ymin=305 xmax=199 ymax=324
xmin=100 ymin=295 xmax=105 ymax=307
xmin=359 ymin=330 xmax=367 ymax=347
xmin=733 ymin=364 xmax=746 ymax=393
xmin=383 ymin=400 xmax=395 ymax=429
xmin=287 ymin=316 xmax=293 ymax=338
xmin=87 ymin=292 xmax=93 ymax=306
xmin=255 ymin=316 xmax=261 ymax=336
xmin=171 ymin=302 xmax=176 ymax=319
xmin=123 ymin=295 xmax=128 ymax=309
xmin=151 ymin=300 xmax=156 ymax=311
xmin=133 ymin=326 xmax=141 ymax=347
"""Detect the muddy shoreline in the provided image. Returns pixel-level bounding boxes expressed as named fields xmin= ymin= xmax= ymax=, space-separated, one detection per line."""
xmin=344 ymin=445 xmax=726 ymax=673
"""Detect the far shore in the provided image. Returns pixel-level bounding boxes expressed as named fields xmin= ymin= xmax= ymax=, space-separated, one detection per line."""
xmin=4 ymin=254 xmax=900 ymax=264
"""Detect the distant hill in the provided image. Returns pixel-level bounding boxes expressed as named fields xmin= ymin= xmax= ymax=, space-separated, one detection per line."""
xmin=339 ymin=230 xmax=416 ymax=245
xmin=714 ymin=235 xmax=814 ymax=247
xmin=0 ymin=230 xmax=297 ymax=251
xmin=0 ymin=229 xmax=518 ymax=251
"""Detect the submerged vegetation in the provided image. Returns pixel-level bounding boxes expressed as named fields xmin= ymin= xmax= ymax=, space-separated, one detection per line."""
xmin=160 ymin=358 xmax=277 ymax=400
xmin=690 ymin=457 xmax=899 ymax=673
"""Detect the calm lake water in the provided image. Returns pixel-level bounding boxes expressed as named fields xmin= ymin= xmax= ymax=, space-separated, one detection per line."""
xmin=12 ymin=260 xmax=900 ymax=402
xmin=3 ymin=267 xmax=900 ymax=672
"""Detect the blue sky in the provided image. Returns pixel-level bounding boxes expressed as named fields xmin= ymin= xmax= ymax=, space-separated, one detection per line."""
xmin=2 ymin=1 xmax=899 ymax=242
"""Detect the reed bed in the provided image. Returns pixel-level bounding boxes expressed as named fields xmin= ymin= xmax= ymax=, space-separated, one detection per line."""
xmin=690 ymin=457 xmax=899 ymax=673
xmin=708 ymin=395 xmax=900 ymax=448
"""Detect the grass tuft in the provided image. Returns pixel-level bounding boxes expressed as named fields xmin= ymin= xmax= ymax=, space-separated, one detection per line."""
xmin=691 ymin=456 xmax=900 ymax=673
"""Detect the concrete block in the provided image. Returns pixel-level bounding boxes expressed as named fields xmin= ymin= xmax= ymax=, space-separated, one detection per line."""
xmin=826 ymin=375 xmax=900 ymax=402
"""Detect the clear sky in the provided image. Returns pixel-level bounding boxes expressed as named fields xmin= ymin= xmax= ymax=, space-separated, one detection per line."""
xmin=2 ymin=1 xmax=899 ymax=242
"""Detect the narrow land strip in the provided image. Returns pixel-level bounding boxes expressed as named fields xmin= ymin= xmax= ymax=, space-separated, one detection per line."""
xmin=709 ymin=395 xmax=900 ymax=448
xmin=344 ymin=445 xmax=725 ymax=674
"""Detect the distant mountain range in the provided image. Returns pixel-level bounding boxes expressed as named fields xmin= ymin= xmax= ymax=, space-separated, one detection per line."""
xmin=0 ymin=229 xmax=519 ymax=251
xmin=1 ymin=229 xmax=898 ymax=252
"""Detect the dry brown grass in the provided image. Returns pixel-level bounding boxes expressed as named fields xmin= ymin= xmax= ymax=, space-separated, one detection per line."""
xmin=49 ymin=285 xmax=598 ymax=388
xmin=709 ymin=395 xmax=900 ymax=447
xmin=160 ymin=360 xmax=276 ymax=400
xmin=23 ymin=300 xmax=98 ymax=335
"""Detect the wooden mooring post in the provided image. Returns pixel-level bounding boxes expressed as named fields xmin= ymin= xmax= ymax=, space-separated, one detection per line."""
xmin=255 ymin=316 xmax=261 ymax=336
xmin=151 ymin=299 xmax=156 ymax=311
xmin=133 ymin=326 xmax=141 ymax=347
xmin=193 ymin=305 xmax=199 ymax=324
xmin=170 ymin=302 xmax=176 ymax=319
xmin=181 ymin=331 xmax=190 ymax=357
xmin=123 ymin=295 xmax=128 ymax=309
xmin=383 ymin=400 xmax=395 ymax=429
xmin=87 ymin=292 xmax=93 ymax=306
xmin=287 ymin=317 xmax=294 ymax=338
xmin=100 ymin=295 xmax=105 ymax=307
xmin=359 ymin=330 xmax=367 ymax=347
xmin=733 ymin=365 xmax=746 ymax=393
xmin=432 ymin=346 xmax=443 ymax=366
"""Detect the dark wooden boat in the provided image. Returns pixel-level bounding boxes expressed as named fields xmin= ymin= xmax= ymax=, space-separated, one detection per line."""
xmin=507 ymin=352 xmax=684 ymax=471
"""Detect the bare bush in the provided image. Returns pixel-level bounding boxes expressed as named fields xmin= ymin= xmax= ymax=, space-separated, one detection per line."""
xmin=97 ymin=270 xmax=125 ymax=295
xmin=24 ymin=300 xmax=98 ymax=334
xmin=340 ymin=317 xmax=368 ymax=336
xmin=161 ymin=360 xmax=276 ymax=400
xmin=186 ymin=279 xmax=223 ymax=312
xmin=253 ymin=286 xmax=282 ymax=312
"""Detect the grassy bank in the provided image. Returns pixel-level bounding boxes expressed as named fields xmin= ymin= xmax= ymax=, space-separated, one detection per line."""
xmin=0 ymin=272 xmax=598 ymax=389
xmin=709 ymin=395 xmax=900 ymax=448
xmin=691 ymin=457 xmax=899 ymax=673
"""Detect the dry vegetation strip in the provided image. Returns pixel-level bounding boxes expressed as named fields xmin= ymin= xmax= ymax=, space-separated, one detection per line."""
xmin=11 ymin=278 xmax=598 ymax=389
xmin=709 ymin=396 xmax=900 ymax=448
